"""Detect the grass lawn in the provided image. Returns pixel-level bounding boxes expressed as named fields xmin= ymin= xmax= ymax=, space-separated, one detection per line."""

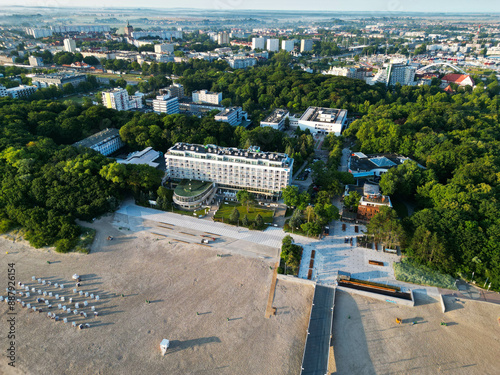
xmin=173 ymin=207 xmax=209 ymax=217
xmin=91 ymin=72 xmax=144 ymax=82
xmin=74 ymin=227 xmax=96 ymax=254
xmin=56 ymin=94 xmax=91 ymax=104
xmin=214 ymin=202 xmax=274 ymax=224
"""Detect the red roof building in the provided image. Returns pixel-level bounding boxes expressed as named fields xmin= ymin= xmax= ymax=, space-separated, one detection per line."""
xmin=441 ymin=74 xmax=474 ymax=87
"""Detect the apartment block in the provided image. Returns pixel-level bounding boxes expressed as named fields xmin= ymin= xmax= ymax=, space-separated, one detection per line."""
xmin=154 ymin=43 xmax=174 ymax=54
xmin=28 ymin=56 xmax=43 ymax=67
xmin=165 ymin=143 xmax=294 ymax=197
xmin=192 ymin=89 xmax=222 ymax=105
xmin=266 ymin=39 xmax=279 ymax=52
xmin=214 ymin=107 xmax=244 ymax=126
xmin=300 ymin=39 xmax=314 ymax=52
xmin=64 ymin=38 xmax=77 ymax=53
xmin=227 ymin=57 xmax=257 ymax=69
xmin=31 ymin=73 xmax=86 ymax=89
xmin=260 ymin=109 xmax=289 ymax=131
xmin=73 ymin=128 xmax=124 ymax=156
xmin=282 ymin=40 xmax=295 ymax=52
xmin=6 ymin=85 xmax=38 ymax=99
xmin=252 ymin=37 xmax=266 ymax=50
xmin=102 ymin=88 xmax=143 ymax=111
xmin=153 ymin=94 xmax=179 ymax=114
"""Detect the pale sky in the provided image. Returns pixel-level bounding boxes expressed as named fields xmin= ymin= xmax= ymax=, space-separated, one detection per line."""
xmin=5 ymin=0 xmax=500 ymax=13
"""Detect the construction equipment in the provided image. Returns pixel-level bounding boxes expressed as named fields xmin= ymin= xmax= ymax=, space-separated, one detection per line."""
xmin=396 ymin=318 xmax=402 ymax=324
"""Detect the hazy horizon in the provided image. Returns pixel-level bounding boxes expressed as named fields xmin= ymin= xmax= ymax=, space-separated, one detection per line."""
xmin=3 ymin=1 xmax=500 ymax=13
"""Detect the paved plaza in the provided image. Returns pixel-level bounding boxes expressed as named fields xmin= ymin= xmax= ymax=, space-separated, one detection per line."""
xmin=298 ymin=219 xmax=441 ymax=296
xmin=115 ymin=201 xmax=316 ymax=254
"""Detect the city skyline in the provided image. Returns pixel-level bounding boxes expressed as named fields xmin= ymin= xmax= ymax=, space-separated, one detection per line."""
xmin=4 ymin=1 xmax=500 ymax=13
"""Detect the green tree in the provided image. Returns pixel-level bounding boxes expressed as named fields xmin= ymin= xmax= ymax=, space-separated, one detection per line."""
xmin=344 ymin=191 xmax=361 ymax=209
xmin=230 ymin=207 xmax=240 ymax=224
xmin=255 ymin=214 xmax=264 ymax=228
xmin=236 ymin=189 xmax=255 ymax=213
xmin=282 ymin=185 xmax=300 ymax=207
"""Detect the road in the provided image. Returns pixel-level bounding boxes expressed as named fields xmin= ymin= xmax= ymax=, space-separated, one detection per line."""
xmin=301 ymin=285 xmax=335 ymax=375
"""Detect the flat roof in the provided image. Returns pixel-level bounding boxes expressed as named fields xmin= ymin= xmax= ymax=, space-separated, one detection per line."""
xmin=73 ymin=128 xmax=121 ymax=149
xmin=299 ymin=106 xmax=347 ymax=124
xmin=349 ymin=153 xmax=422 ymax=174
xmin=167 ymin=142 xmax=291 ymax=164
xmin=174 ymin=180 xmax=213 ymax=198
xmin=262 ymin=108 xmax=289 ymax=124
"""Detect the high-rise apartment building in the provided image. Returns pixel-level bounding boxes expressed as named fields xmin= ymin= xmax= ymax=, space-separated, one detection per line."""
xmin=63 ymin=38 xmax=77 ymax=53
xmin=165 ymin=143 xmax=294 ymax=197
xmin=252 ymin=37 xmax=266 ymax=50
xmin=282 ymin=40 xmax=295 ymax=52
xmin=154 ymin=43 xmax=174 ymax=53
xmin=300 ymin=39 xmax=314 ymax=52
xmin=102 ymin=88 xmax=143 ymax=111
xmin=266 ymin=39 xmax=279 ymax=52
xmin=217 ymin=32 xmax=230 ymax=45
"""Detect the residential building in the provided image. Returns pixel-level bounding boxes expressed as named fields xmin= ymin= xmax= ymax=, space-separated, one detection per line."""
xmin=28 ymin=56 xmax=43 ymax=67
xmin=102 ymin=88 xmax=143 ymax=111
xmin=217 ymin=32 xmax=230 ymax=45
xmin=117 ymin=147 xmax=164 ymax=169
xmin=152 ymin=94 xmax=179 ymax=114
xmin=192 ymin=89 xmax=222 ymax=105
xmin=227 ymin=57 xmax=256 ymax=69
xmin=386 ymin=63 xmax=416 ymax=86
xmin=300 ymin=39 xmax=314 ymax=52
xmin=260 ymin=109 xmax=289 ymax=131
xmin=214 ymin=107 xmax=245 ymax=126
xmin=323 ymin=66 xmax=372 ymax=81
xmin=252 ymin=37 xmax=266 ymax=50
xmin=440 ymin=74 xmax=474 ymax=87
xmin=0 ymin=85 xmax=6 ymax=97
xmin=282 ymin=40 xmax=295 ymax=52
xmin=64 ymin=38 xmax=77 ymax=53
xmin=297 ymin=107 xmax=348 ymax=135
xmin=348 ymin=152 xmax=423 ymax=179
xmin=154 ymin=43 xmax=174 ymax=54
xmin=6 ymin=85 xmax=38 ymax=99
xmin=165 ymin=143 xmax=294 ymax=197
xmin=31 ymin=73 xmax=86 ymax=89
xmin=266 ymin=39 xmax=279 ymax=52
xmin=73 ymin=128 xmax=124 ymax=156
xmin=131 ymin=30 xmax=183 ymax=40
xmin=25 ymin=28 xmax=53 ymax=38
xmin=179 ymin=102 xmax=224 ymax=115
xmin=356 ymin=184 xmax=392 ymax=223
xmin=160 ymin=83 xmax=184 ymax=99
xmin=51 ymin=25 xmax=110 ymax=33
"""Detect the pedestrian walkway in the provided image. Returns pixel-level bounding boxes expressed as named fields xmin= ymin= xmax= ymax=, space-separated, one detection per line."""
xmin=301 ymin=285 xmax=335 ymax=375
xmin=116 ymin=202 xmax=317 ymax=249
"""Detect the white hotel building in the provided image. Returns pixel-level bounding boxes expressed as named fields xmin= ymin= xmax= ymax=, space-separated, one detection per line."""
xmin=165 ymin=143 xmax=294 ymax=198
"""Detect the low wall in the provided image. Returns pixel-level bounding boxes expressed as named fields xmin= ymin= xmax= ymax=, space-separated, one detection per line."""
xmin=277 ymin=274 xmax=316 ymax=286
xmin=338 ymin=285 xmax=415 ymax=307
xmin=440 ymin=294 xmax=447 ymax=313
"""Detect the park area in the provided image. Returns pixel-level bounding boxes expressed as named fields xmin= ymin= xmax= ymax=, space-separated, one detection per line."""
xmin=214 ymin=202 xmax=274 ymax=226
xmin=0 ymin=216 xmax=313 ymax=375
xmin=332 ymin=290 xmax=500 ymax=375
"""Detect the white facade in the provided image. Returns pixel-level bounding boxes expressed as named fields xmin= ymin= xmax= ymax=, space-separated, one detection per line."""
xmin=165 ymin=143 xmax=294 ymax=196
xmin=252 ymin=37 xmax=266 ymax=50
xmin=102 ymin=88 xmax=143 ymax=111
xmin=154 ymin=43 xmax=174 ymax=53
xmin=297 ymin=106 xmax=348 ymax=135
xmin=29 ymin=56 xmax=43 ymax=67
xmin=266 ymin=39 xmax=279 ymax=52
xmin=260 ymin=109 xmax=289 ymax=131
xmin=73 ymin=128 xmax=124 ymax=156
xmin=217 ymin=32 xmax=229 ymax=45
xmin=131 ymin=30 xmax=183 ymax=40
xmin=282 ymin=40 xmax=295 ymax=52
xmin=214 ymin=107 xmax=244 ymax=126
xmin=227 ymin=57 xmax=256 ymax=69
xmin=300 ymin=39 xmax=314 ymax=52
xmin=6 ymin=85 xmax=38 ymax=99
xmin=192 ymin=90 xmax=222 ymax=105
xmin=386 ymin=63 xmax=416 ymax=86
xmin=153 ymin=95 xmax=179 ymax=114
xmin=64 ymin=39 xmax=77 ymax=53
xmin=25 ymin=28 xmax=53 ymax=38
